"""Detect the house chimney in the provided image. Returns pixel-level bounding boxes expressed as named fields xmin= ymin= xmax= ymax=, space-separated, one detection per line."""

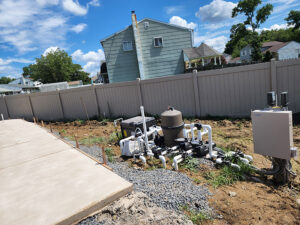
xmin=131 ymin=11 xmax=145 ymax=80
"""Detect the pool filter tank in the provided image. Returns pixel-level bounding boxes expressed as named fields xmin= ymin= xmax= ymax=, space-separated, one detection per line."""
xmin=161 ymin=107 xmax=184 ymax=147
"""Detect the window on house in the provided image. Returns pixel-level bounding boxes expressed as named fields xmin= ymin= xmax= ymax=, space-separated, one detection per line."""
xmin=123 ymin=41 xmax=133 ymax=51
xmin=154 ymin=37 xmax=163 ymax=47
xmin=249 ymin=49 xmax=252 ymax=55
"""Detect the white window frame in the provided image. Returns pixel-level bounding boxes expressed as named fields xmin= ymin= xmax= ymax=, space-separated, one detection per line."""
xmin=123 ymin=41 xmax=133 ymax=51
xmin=153 ymin=37 xmax=163 ymax=47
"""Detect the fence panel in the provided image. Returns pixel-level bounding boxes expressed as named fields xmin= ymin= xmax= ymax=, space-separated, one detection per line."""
xmin=59 ymin=86 xmax=99 ymax=120
xmin=141 ymin=73 xmax=196 ymax=116
xmin=276 ymin=59 xmax=300 ymax=112
xmin=95 ymin=81 xmax=140 ymax=118
xmin=30 ymin=91 xmax=64 ymax=121
xmin=197 ymin=63 xmax=271 ymax=117
xmin=5 ymin=94 xmax=33 ymax=120
xmin=0 ymin=96 xmax=9 ymax=119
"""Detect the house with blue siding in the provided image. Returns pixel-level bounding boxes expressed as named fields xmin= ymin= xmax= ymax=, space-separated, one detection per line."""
xmin=100 ymin=11 xmax=193 ymax=83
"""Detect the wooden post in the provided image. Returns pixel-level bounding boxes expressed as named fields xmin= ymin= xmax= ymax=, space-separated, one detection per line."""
xmin=41 ymin=120 xmax=44 ymax=127
xmin=49 ymin=123 xmax=53 ymax=133
xmin=101 ymin=145 xmax=107 ymax=165
xmin=75 ymin=135 xmax=79 ymax=148
xmin=33 ymin=117 xmax=36 ymax=123
xmin=192 ymin=70 xmax=201 ymax=117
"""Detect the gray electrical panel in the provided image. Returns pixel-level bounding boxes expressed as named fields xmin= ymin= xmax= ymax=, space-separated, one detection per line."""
xmin=251 ymin=110 xmax=293 ymax=159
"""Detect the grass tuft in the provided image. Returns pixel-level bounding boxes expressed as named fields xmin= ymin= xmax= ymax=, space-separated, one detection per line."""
xmin=205 ymin=160 xmax=254 ymax=188
xmin=79 ymin=136 xmax=106 ymax=145
xmin=181 ymin=204 xmax=210 ymax=225
xmin=181 ymin=156 xmax=199 ymax=172
xmin=104 ymin=147 xmax=115 ymax=162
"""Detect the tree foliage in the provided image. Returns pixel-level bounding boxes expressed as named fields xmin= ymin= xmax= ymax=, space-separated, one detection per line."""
xmin=228 ymin=0 xmax=273 ymax=61
xmin=285 ymin=10 xmax=300 ymax=30
xmin=22 ymin=49 xmax=91 ymax=84
xmin=232 ymin=0 xmax=273 ymax=32
xmin=0 ymin=76 xmax=15 ymax=84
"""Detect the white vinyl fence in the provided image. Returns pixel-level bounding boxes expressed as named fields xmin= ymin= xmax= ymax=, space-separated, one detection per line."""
xmin=1 ymin=58 xmax=299 ymax=121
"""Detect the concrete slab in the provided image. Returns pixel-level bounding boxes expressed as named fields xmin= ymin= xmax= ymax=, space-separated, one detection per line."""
xmin=0 ymin=119 xmax=132 ymax=225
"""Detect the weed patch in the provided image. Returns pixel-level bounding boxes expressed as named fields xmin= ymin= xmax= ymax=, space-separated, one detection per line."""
xmin=181 ymin=156 xmax=199 ymax=172
xmin=181 ymin=205 xmax=210 ymax=225
xmin=205 ymin=161 xmax=253 ymax=188
xmin=104 ymin=147 xmax=115 ymax=162
xmin=79 ymin=136 xmax=106 ymax=145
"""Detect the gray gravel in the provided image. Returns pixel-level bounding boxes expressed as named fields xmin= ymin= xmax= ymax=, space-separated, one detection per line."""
xmin=109 ymin=162 xmax=212 ymax=213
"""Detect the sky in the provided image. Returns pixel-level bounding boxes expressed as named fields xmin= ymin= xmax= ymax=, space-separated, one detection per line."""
xmin=0 ymin=0 xmax=299 ymax=79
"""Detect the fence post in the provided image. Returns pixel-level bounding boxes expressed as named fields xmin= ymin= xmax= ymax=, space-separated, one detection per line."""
xmin=136 ymin=78 xmax=143 ymax=106
xmin=92 ymin=84 xmax=101 ymax=117
xmin=270 ymin=59 xmax=277 ymax=91
xmin=28 ymin=94 xmax=35 ymax=120
xmin=2 ymin=95 xmax=10 ymax=119
xmin=192 ymin=70 xmax=201 ymax=117
xmin=57 ymin=89 xmax=65 ymax=120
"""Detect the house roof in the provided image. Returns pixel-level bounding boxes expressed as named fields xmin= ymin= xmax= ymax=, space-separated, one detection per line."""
xmin=183 ymin=43 xmax=221 ymax=60
xmin=262 ymin=41 xmax=284 ymax=47
xmin=67 ymin=80 xmax=83 ymax=86
xmin=0 ymin=84 xmax=22 ymax=93
xmin=263 ymin=42 xmax=289 ymax=53
xmin=100 ymin=18 xmax=193 ymax=43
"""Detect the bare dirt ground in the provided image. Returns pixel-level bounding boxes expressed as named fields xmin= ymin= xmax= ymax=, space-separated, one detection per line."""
xmin=45 ymin=118 xmax=300 ymax=225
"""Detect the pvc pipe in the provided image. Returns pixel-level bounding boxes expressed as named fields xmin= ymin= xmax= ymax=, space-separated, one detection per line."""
xmin=172 ymin=149 xmax=193 ymax=170
xmin=190 ymin=123 xmax=195 ymax=141
xmin=159 ymin=155 xmax=166 ymax=169
xmin=202 ymin=125 xmax=217 ymax=158
xmin=140 ymin=106 xmax=151 ymax=155
xmin=1 ymin=113 xmax=4 ymax=120
xmin=139 ymin=155 xmax=146 ymax=166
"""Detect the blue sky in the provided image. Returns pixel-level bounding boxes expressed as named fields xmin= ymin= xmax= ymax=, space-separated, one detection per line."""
xmin=0 ymin=0 xmax=299 ymax=78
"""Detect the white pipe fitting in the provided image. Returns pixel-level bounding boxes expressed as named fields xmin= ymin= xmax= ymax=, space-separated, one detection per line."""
xmin=140 ymin=106 xmax=152 ymax=155
xmin=1 ymin=113 xmax=4 ymax=120
xmin=191 ymin=123 xmax=195 ymax=141
xmin=202 ymin=124 xmax=217 ymax=158
xmin=159 ymin=155 xmax=166 ymax=169
xmin=139 ymin=155 xmax=146 ymax=166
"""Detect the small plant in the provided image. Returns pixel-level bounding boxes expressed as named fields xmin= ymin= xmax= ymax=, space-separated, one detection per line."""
xmin=104 ymin=147 xmax=115 ymax=162
xmin=193 ymin=178 xmax=202 ymax=184
xmin=236 ymin=121 xmax=242 ymax=130
xmin=60 ymin=129 xmax=66 ymax=134
xmin=107 ymin=133 xmax=120 ymax=144
xmin=181 ymin=156 xmax=199 ymax=172
xmin=79 ymin=136 xmax=106 ymax=145
xmin=181 ymin=204 xmax=209 ymax=225
xmin=76 ymin=119 xmax=85 ymax=125
xmin=205 ymin=160 xmax=254 ymax=188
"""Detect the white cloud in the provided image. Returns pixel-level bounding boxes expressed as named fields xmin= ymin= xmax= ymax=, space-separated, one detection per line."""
xmin=62 ymin=0 xmax=88 ymax=16
xmin=0 ymin=58 xmax=34 ymax=66
xmin=72 ymin=49 xmax=105 ymax=76
xmin=0 ymin=0 xmax=100 ymax=53
xmin=88 ymin=0 xmax=100 ymax=7
xmin=196 ymin=0 xmax=236 ymax=22
xmin=165 ymin=6 xmax=183 ymax=15
xmin=249 ymin=23 xmax=292 ymax=33
xmin=169 ymin=16 xmax=197 ymax=29
xmin=0 ymin=65 xmax=22 ymax=78
xmin=36 ymin=0 xmax=59 ymax=6
xmin=71 ymin=23 xmax=87 ymax=33
xmin=43 ymin=46 xmax=59 ymax=56
xmin=194 ymin=30 xmax=229 ymax=53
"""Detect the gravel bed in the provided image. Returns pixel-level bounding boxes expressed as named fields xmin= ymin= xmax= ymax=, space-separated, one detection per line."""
xmin=108 ymin=162 xmax=212 ymax=213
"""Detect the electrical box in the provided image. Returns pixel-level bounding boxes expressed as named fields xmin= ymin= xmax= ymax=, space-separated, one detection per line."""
xmin=120 ymin=116 xmax=156 ymax=138
xmin=251 ymin=110 xmax=293 ymax=159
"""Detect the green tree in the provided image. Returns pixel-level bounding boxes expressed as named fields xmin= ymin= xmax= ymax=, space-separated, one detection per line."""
xmin=285 ymin=10 xmax=300 ymax=30
xmin=229 ymin=0 xmax=273 ymax=61
xmin=0 ymin=76 xmax=15 ymax=84
xmin=263 ymin=50 xmax=273 ymax=62
xmin=22 ymin=49 xmax=91 ymax=84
